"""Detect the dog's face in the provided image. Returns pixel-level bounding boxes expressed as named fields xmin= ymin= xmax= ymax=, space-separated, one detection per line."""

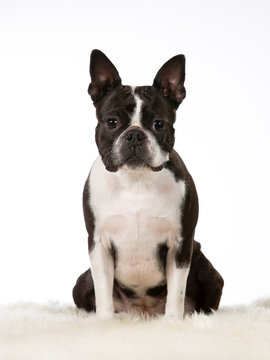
xmin=88 ymin=50 xmax=186 ymax=172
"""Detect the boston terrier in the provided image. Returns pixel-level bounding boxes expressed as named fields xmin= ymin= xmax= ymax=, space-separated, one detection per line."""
xmin=73 ymin=50 xmax=224 ymax=319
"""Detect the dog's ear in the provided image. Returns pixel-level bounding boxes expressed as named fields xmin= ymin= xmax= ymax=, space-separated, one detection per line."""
xmin=88 ymin=50 xmax=122 ymax=104
xmin=153 ymin=55 xmax=186 ymax=108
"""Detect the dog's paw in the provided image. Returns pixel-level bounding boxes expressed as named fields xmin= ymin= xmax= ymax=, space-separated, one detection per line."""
xmin=96 ymin=310 xmax=114 ymax=320
xmin=164 ymin=309 xmax=183 ymax=320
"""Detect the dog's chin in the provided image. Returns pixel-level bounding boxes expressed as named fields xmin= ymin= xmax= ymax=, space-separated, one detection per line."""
xmin=103 ymin=154 xmax=166 ymax=173
xmin=124 ymin=155 xmax=146 ymax=168
xmin=116 ymin=155 xmax=165 ymax=173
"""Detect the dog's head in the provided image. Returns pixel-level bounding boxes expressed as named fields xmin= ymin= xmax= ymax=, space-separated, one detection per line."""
xmin=88 ymin=50 xmax=186 ymax=172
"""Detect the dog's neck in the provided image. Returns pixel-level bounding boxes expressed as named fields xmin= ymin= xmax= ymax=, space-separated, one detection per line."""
xmin=97 ymin=157 xmax=173 ymax=194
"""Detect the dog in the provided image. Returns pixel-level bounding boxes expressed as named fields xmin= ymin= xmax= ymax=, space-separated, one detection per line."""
xmin=73 ymin=50 xmax=224 ymax=319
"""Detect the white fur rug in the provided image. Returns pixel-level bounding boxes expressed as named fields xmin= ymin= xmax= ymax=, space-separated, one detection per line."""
xmin=1 ymin=299 xmax=270 ymax=360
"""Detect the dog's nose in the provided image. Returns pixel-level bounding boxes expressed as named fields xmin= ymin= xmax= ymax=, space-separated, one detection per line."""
xmin=125 ymin=129 xmax=146 ymax=145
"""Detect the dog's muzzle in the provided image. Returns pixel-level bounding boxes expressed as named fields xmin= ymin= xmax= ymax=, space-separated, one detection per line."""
xmin=111 ymin=126 xmax=168 ymax=172
xmin=115 ymin=127 xmax=150 ymax=168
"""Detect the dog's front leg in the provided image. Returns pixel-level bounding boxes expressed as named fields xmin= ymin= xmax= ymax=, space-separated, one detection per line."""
xmin=165 ymin=243 xmax=190 ymax=320
xmin=89 ymin=239 xmax=114 ymax=319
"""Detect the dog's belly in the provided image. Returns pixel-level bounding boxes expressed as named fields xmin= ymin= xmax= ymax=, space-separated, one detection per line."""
xmin=109 ymin=215 xmax=168 ymax=314
xmin=114 ymin=248 xmax=164 ymax=291
xmin=103 ymin=214 xmax=171 ymax=291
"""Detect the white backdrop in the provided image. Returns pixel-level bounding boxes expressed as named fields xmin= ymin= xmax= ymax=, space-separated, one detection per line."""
xmin=0 ymin=0 xmax=269 ymax=307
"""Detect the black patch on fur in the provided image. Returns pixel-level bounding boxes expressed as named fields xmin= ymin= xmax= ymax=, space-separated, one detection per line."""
xmin=72 ymin=269 xmax=96 ymax=312
xmin=113 ymin=280 xmax=138 ymax=300
xmin=110 ymin=241 xmax=118 ymax=269
xmin=83 ymin=175 xmax=95 ymax=252
xmin=163 ymin=150 xmax=199 ymax=268
xmin=157 ymin=242 xmax=168 ymax=274
xmin=164 ymin=149 xmax=187 ymax=182
xmin=120 ymin=287 xmax=137 ymax=298
xmin=186 ymin=240 xmax=224 ymax=313
xmin=146 ymin=284 xmax=167 ymax=297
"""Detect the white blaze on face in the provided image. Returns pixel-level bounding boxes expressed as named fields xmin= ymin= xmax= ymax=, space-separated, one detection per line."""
xmin=130 ymin=89 xmax=143 ymax=128
xmin=112 ymin=88 xmax=169 ymax=168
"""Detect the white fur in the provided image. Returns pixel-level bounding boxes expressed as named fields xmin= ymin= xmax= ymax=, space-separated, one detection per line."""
xmin=89 ymin=156 xmax=186 ymax=317
xmin=89 ymin=241 xmax=114 ymax=319
xmin=165 ymin=258 xmax=190 ymax=319
xmin=1 ymin=300 xmax=270 ymax=360
xmin=130 ymin=91 xmax=143 ymax=127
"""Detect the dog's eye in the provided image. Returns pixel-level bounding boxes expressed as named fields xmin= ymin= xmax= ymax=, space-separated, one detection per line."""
xmin=106 ymin=118 xmax=118 ymax=129
xmin=153 ymin=120 xmax=165 ymax=131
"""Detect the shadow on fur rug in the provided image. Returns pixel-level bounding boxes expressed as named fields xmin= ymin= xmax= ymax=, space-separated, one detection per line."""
xmin=1 ymin=299 xmax=270 ymax=360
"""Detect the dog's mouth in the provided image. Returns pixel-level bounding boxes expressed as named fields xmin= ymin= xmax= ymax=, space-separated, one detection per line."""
xmin=104 ymin=156 xmax=165 ymax=173
xmin=102 ymin=146 xmax=166 ymax=173
xmin=118 ymin=154 xmax=165 ymax=172
xmin=123 ymin=154 xmax=146 ymax=168
xmin=102 ymin=153 xmax=146 ymax=172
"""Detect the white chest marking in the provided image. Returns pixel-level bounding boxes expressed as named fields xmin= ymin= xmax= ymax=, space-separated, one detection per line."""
xmin=89 ymin=156 xmax=186 ymax=292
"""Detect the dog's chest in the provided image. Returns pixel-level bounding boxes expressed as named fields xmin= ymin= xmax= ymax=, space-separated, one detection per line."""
xmin=89 ymin=157 xmax=186 ymax=290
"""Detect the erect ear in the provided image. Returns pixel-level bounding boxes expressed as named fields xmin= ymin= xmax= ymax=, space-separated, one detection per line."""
xmin=153 ymin=55 xmax=186 ymax=109
xmin=88 ymin=49 xmax=122 ymax=104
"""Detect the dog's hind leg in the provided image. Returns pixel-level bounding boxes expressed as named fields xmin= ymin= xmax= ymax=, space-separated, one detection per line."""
xmin=186 ymin=240 xmax=224 ymax=314
xmin=73 ymin=270 xmax=129 ymax=314
xmin=72 ymin=269 xmax=96 ymax=312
